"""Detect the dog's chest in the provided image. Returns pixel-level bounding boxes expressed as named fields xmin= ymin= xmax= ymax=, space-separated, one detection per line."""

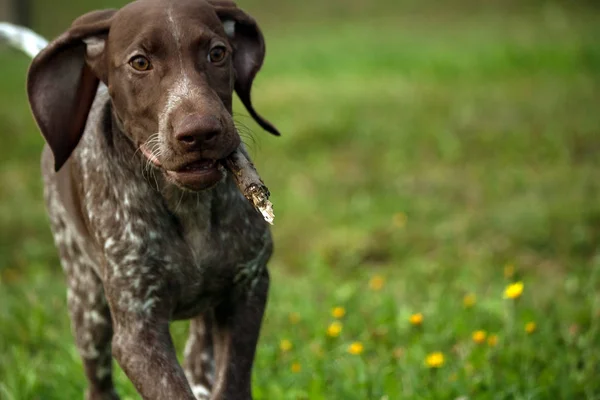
xmin=178 ymin=197 xmax=266 ymax=273
xmin=165 ymin=187 xmax=272 ymax=316
xmin=73 ymin=158 xmax=270 ymax=318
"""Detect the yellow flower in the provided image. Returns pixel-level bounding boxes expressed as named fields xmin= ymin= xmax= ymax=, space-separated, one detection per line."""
xmin=409 ymin=313 xmax=424 ymax=326
xmin=504 ymin=281 xmax=524 ymax=299
xmin=326 ymin=321 xmax=343 ymax=338
xmin=288 ymin=312 xmax=301 ymax=324
xmin=393 ymin=212 xmax=407 ymax=228
xmin=348 ymin=342 xmax=364 ymax=355
xmin=290 ymin=362 xmax=301 ymax=373
xmin=425 ymin=352 xmax=445 ymax=368
xmin=487 ymin=334 xmax=498 ymax=347
xmin=331 ymin=306 xmax=346 ymax=319
xmin=525 ymin=322 xmax=536 ymax=334
xmin=369 ymin=275 xmax=385 ymax=291
xmin=463 ymin=293 xmax=476 ymax=308
xmin=472 ymin=330 xmax=487 ymax=344
xmin=504 ymin=263 xmax=515 ymax=278
xmin=279 ymin=339 xmax=292 ymax=352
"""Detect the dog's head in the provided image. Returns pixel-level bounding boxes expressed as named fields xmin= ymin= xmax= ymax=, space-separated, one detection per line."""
xmin=27 ymin=0 xmax=279 ymax=191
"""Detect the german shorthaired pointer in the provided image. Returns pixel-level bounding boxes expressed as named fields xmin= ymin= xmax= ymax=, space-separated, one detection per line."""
xmin=25 ymin=0 xmax=280 ymax=398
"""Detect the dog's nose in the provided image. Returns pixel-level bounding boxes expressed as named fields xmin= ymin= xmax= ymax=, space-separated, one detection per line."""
xmin=174 ymin=114 xmax=222 ymax=150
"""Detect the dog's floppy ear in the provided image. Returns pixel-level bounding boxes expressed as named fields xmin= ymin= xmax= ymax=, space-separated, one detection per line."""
xmin=27 ymin=9 xmax=116 ymax=171
xmin=209 ymin=1 xmax=280 ymax=136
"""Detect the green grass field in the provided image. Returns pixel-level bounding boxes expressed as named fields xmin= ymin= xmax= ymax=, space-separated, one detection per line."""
xmin=1 ymin=0 xmax=600 ymax=399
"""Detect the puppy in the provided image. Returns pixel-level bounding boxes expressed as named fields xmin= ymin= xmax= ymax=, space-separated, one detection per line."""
xmin=26 ymin=0 xmax=279 ymax=398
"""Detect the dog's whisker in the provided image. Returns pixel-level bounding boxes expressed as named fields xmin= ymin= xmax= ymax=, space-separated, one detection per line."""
xmin=238 ymin=132 xmax=257 ymax=147
xmin=151 ymin=168 xmax=160 ymax=191
xmin=134 ymin=134 xmax=161 ymax=178
xmin=234 ymin=121 xmax=257 ymax=137
xmin=234 ymin=122 xmax=259 ymax=153
xmin=138 ymin=136 xmax=162 ymax=188
xmin=232 ymin=112 xmax=253 ymax=121
xmin=233 ymin=119 xmax=254 ymax=133
xmin=139 ymin=133 xmax=160 ymax=148
xmin=175 ymin=189 xmax=185 ymax=213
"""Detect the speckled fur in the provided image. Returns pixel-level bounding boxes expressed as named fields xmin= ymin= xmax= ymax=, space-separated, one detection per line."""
xmin=42 ymin=84 xmax=271 ymax=399
xmin=33 ymin=1 xmax=276 ymax=399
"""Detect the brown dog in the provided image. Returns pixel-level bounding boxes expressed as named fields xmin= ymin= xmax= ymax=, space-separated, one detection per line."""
xmin=26 ymin=0 xmax=279 ymax=398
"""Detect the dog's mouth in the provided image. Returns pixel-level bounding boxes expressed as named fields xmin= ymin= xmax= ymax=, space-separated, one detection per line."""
xmin=140 ymin=145 xmax=224 ymax=191
xmin=165 ymin=159 xmax=223 ymax=191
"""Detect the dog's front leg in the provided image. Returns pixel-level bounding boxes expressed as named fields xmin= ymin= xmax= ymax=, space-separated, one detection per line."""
xmin=210 ymin=269 xmax=269 ymax=400
xmin=106 ymin=287 xmax=196 ymax=400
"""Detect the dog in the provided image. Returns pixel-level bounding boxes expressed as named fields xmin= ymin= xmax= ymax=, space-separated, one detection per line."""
xmin=23 ymin=0 xmax=280 ymax=398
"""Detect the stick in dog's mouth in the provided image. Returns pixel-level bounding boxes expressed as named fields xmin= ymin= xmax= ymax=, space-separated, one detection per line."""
xmin=224 ymin=148 xmax=275 ymax=225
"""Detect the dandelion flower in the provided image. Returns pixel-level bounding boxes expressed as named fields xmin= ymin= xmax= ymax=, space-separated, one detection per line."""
xmin=279 ymin=339 xmax=292 ymax=352
xmin=409 ymin=313 xmax=424 ymax=326
xmin=425 ymin=352 xmax=445 ymax=368
xmin=525 ymin=322 xmax=536 ymax=334
xmin=504 ymin=281 xmax=524 ymax=299
xmin=331 ymin=306 xmax=346 ymax=319
xmin=288 ymin=312 xmax=301 ymax=324
xmin=463 ymin=293 xmax=476 ymax=308
xmin=326 ymin=321 xmax=343 ymax=338
xmin=472 ymin=330 xmax=487 ymax=344
xmin=348 ymin=342 xmax=364 ymax=355
xmin=291 ymin=362 xmax=301 ymax=373
xmin=369 ymin=275 xmax=385 ymax=291
xmin=504 ymin=264 xmax=515 ymax=278
xmin=487 ymin=334 xmax=498 ymax=347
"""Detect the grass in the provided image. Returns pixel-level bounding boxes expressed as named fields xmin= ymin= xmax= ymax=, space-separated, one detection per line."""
xmin=1 ymin=0 xmax=600 ymax=398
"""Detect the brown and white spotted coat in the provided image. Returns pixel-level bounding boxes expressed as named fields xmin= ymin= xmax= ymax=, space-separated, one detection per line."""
xmin=28 ymin=0 xmax=280 ymax=399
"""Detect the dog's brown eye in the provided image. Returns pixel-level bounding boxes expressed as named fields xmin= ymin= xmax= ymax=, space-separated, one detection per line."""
xmin=129 ymin=56 xmax=152 ymax=71
xmin=208 ymin=46 xmax=227 ymax=63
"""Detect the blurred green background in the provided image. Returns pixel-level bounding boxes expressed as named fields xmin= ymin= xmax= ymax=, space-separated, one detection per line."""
xmin=1 ymin=0 xmax=599 ymax=399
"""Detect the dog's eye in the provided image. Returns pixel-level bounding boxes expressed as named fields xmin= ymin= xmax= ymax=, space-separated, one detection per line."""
xmin=208 ymin=46 xmax=227 ymax=63
xmin=129 ymin=56 xmax=152 ymax=71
